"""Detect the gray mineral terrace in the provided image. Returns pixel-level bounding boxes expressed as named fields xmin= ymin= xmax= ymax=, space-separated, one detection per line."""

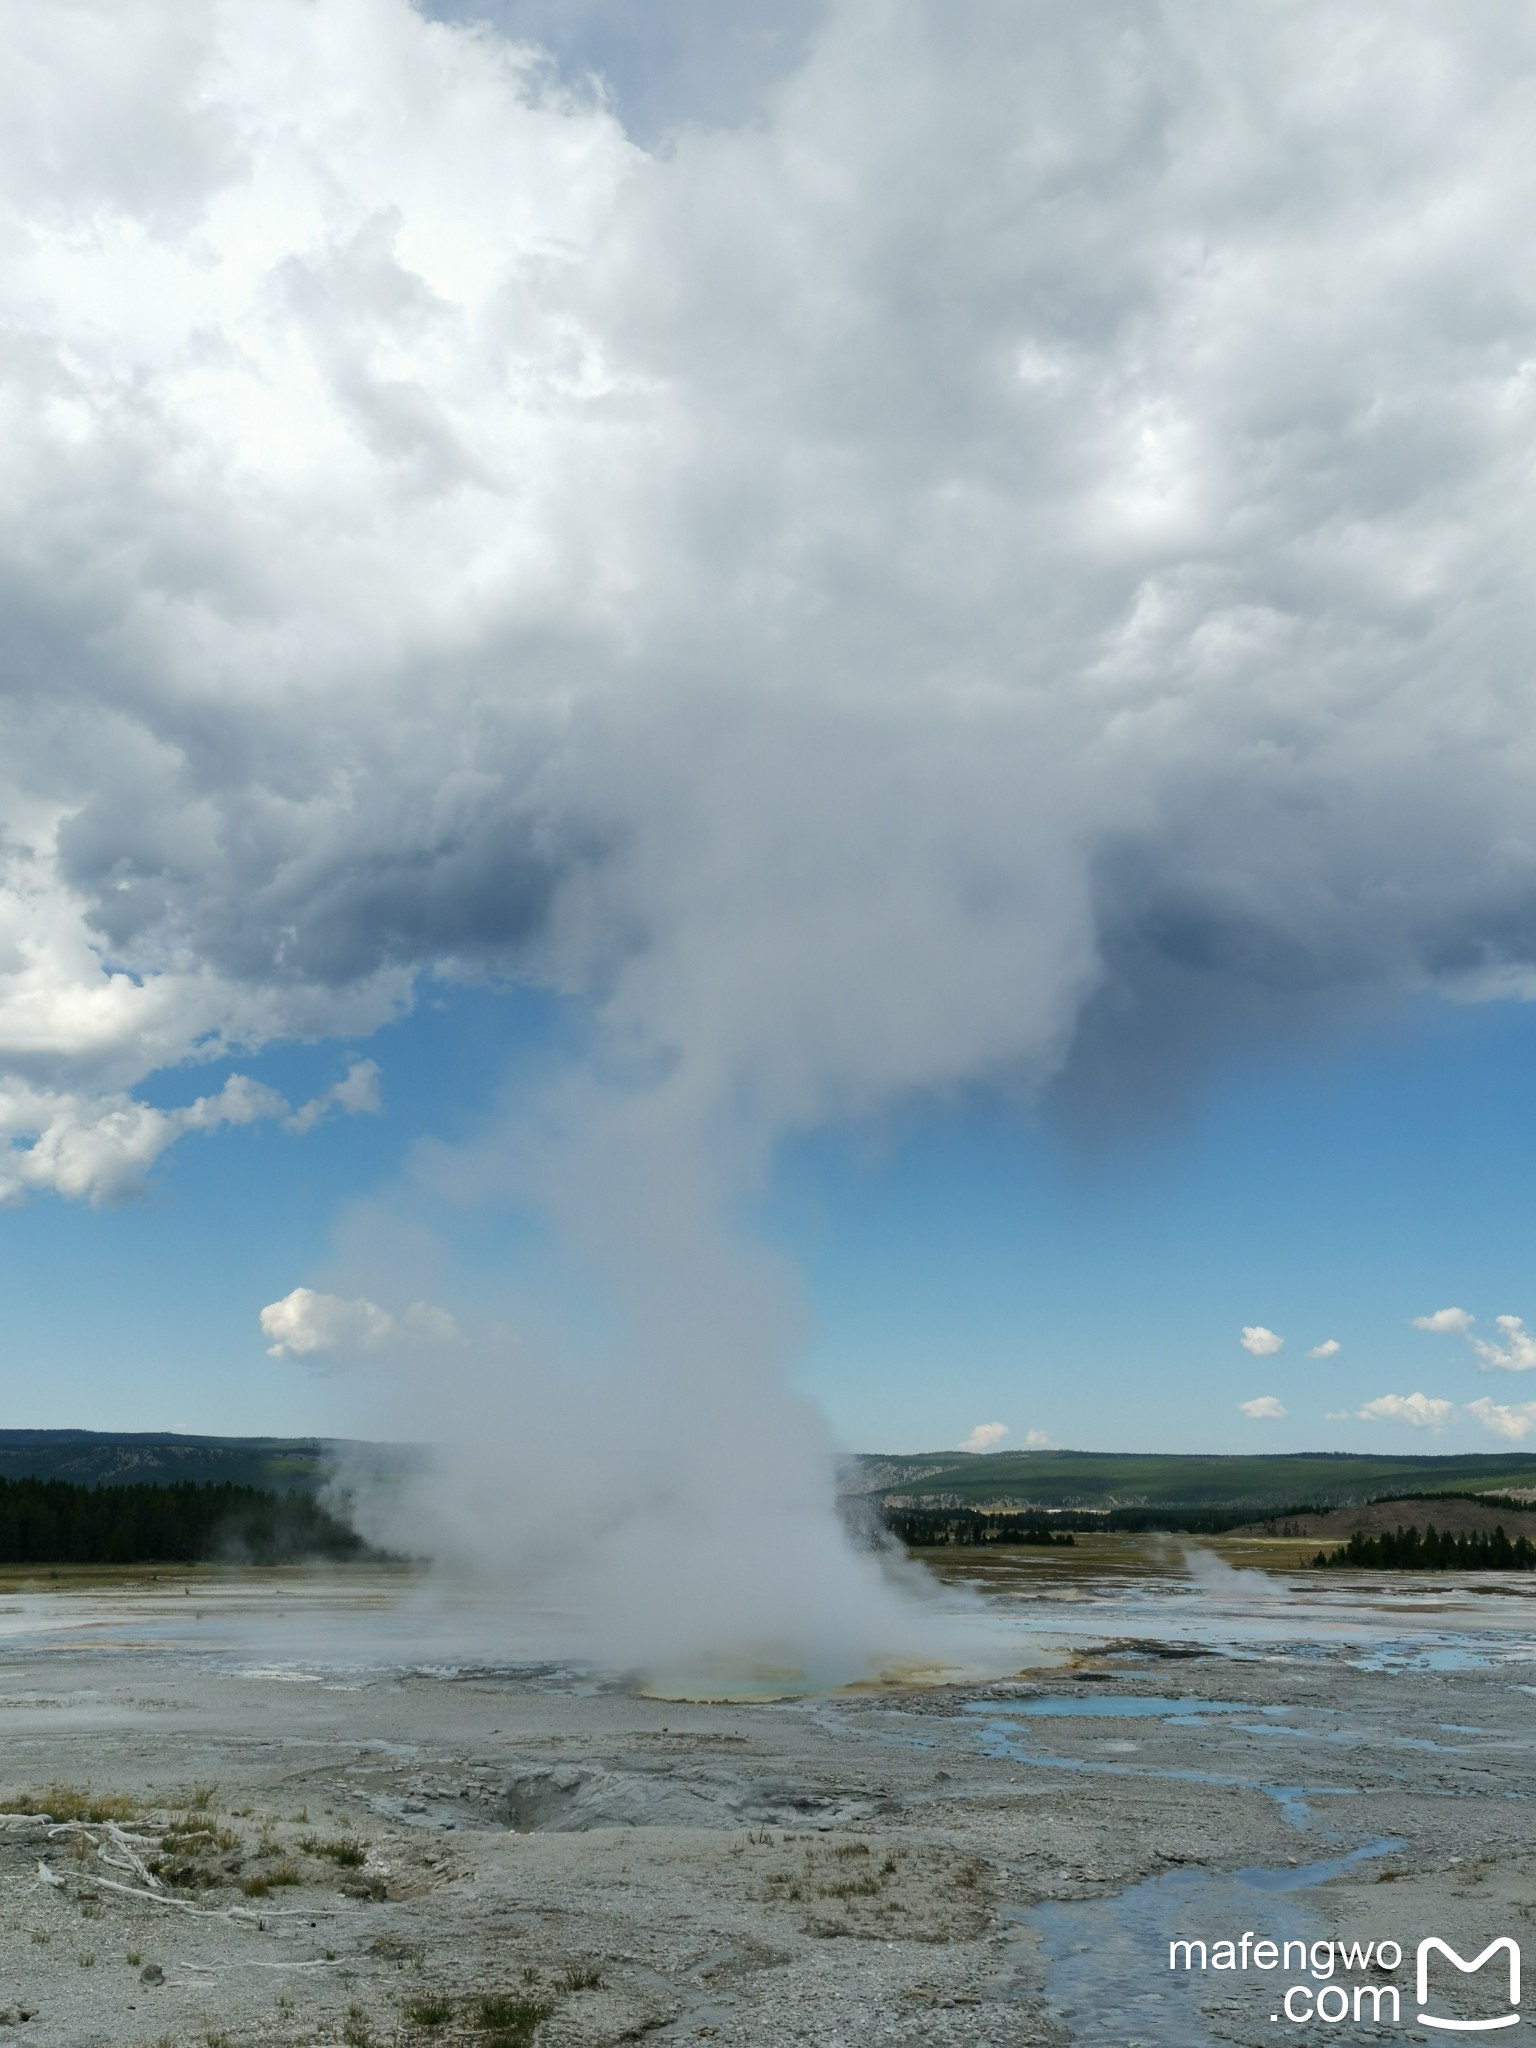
xmin=0 ymin=1542 xmax=1531 ymax=2047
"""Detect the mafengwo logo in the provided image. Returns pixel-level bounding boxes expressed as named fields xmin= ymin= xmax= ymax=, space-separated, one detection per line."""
xmin=1167 ymin=1930 xmax=1520 ymax=2031
xmin=1418 ymin=1938 xmax=1520 ymax=2034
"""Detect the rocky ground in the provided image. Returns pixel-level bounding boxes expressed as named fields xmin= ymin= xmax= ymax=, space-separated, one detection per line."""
xmin=0 ymin=1554 xmax=1532 ymax=2046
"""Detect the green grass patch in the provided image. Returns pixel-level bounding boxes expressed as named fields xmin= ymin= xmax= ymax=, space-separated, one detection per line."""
xmin=301 ymin=1835 xmax=368 ymax=1867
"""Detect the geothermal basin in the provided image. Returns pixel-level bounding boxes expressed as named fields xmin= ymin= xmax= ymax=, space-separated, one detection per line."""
xmin=0 ymin=1540 xmax=1532 ymax=2045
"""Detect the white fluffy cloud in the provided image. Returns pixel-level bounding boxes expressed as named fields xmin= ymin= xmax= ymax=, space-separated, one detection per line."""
xmin=1240 ymin=1327 xmax=1285 ymax=1358
xmin=1465 ymin=1396 xmax=1536 ymax=1443
xmin=0 ymin=1059 xmax=379 ymax=1206
xmin=1356 ymin=1392 xmax=1454 ymax=1429
xmin=1239 ymin=1396 xmax=1286 ymax=1420
xmin=5 ymin=0 xmax=1536 ymax=1204
xmin=958 ymin=1422 xmax=1009 ymax=1454
xmin=1306 ymin=1339 xmax=1340 ymax=1360
xmin=1412 ymin=1307 xmax=1474 ymax=1335
xmin=259 ymin=1286 xmax=457 ymax=1359
xmin=1023 ymin=1429 xmax=1053 ymax=1450
xmin=285 ymin=1059 xmax=382 ymax=1136
xmin=1410 ymin=1306 xmax=1536 ymax=1374
xmin=1468 ymin=1315 xmax=1536 ymax=1375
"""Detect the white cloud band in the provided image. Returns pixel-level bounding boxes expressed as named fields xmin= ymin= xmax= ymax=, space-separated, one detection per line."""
xmin=0 ymin=1059 xmax=379 ymax=1206
xmin=1356 ymin=1392 xmax=1454 ymax=1429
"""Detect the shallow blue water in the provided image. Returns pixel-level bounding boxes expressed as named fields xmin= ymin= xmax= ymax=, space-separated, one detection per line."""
xmin=971 ymin=1710 xmax=1355 ymax=1829
xmin=973 ymin=1694 xmax=1277 ymax=1720
xmin=1014 ymin=1838 xmax=1404 ymax=2046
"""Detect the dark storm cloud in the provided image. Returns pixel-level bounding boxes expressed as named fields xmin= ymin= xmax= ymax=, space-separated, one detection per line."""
xmin=4 ymin=0 xmax=1536 ymax=1195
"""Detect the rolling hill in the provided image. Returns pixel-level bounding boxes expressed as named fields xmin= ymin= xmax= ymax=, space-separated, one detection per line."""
xmin=7 ymin=1432 xmax=1536 ymax=1520
xmin=0 ymin=1430 xmax=407 ymax=1493
xmin=843 ymin=1447 xmax=1536 ymax=1512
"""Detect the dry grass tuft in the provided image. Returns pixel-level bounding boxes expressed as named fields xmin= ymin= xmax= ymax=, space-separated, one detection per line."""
xmin=301 ymin=1834 xmax=368 ymax=1867
xmin=474 ymin=1991 xmax=554 ymax=2043
xmin=1 ymin=1782 xmax=140 ymax=1823
xmin=404 ymin=1991 xmax=454 ymax=2027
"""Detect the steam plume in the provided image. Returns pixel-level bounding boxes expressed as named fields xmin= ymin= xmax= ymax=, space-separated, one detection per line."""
xmin=6 ymin=0 xmax=1536 ymax=1671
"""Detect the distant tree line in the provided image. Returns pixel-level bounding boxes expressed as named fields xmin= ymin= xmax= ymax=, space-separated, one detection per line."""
xmin=1315 ymin=1525 xmax=1536 ymax=1572
xmin=881 ymin=1509 xmax=1076 ymax=1548
xmin=879 ymin=1492 xmax=1536 ymax=1541
xmin=0 ymin=1477 xmax=371 ymax=1565
xmin=876 ymin=1502 xmax=1328 ymax=1541
xmin=1094 ymin=1505 xmax=1311 ymax=1534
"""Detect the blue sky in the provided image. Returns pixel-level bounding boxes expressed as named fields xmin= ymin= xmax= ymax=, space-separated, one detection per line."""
xmin=777 ymin=994 xmax=1536 ymax=1452
xmin=5 ymin=4 xmax=1536 ymax=1467
xmin=4 ymin=977 xmax=1533 ymax=1454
